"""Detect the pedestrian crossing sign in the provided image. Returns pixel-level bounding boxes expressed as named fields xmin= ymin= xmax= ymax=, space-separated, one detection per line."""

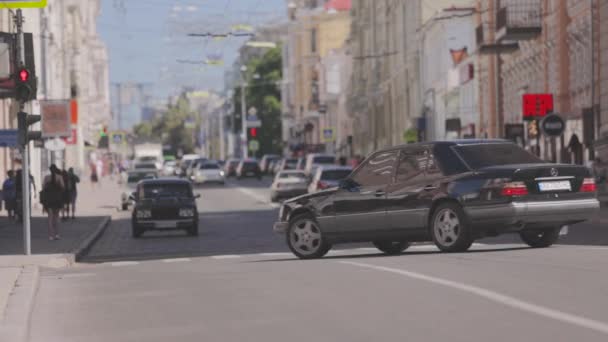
xmin=0 ymin=0 xmax=47 ymax=8
xmin=321 ymin=128 xmax=335 ymax=143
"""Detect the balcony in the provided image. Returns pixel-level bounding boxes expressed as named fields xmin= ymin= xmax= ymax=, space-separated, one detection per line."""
xmin=476 ymin=24 xmax=519 ymax=55
xmin=495 ymin=0 xmax=542 ymax=41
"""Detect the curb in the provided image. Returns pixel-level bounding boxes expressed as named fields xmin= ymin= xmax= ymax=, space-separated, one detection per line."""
xmin=73 ymin=216 xmax=111 ymax=262
xmin=0 ymin=266 xmax=40 ymax=342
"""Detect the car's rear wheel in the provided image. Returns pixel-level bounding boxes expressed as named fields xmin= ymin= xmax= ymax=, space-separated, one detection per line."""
xmin=373 ymin=241 xmax=410 ymax=255
xmin=519 ymin=228 xmax=560 ymax=248
xmin=287 ymin=214 xmax=331 ymax=259
xmin=430 ymin=203 xmax=473 ymax=252
xmin=132 ymin=225 xmax=143 ymax=238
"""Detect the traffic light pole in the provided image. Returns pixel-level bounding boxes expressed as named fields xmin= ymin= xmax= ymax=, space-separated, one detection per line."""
xmin=241 ymin=82 xmax=248 ymax=159
xmin=15 ymin=9 xmax=32 ymax=255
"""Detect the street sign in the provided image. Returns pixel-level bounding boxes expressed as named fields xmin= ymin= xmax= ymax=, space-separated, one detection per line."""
xmin=321 ymin=128 xmax=335 ymax=143
xmin=523 ymin=94 xmax=554 ymax=120
xmin=0 ymin=1 xmax=47 ymax=8
xmin=44 ymin=138 xmax=66 ymax=151
xmin=40 ymin=100 xmax=70 ymax=138
xmin=248 ymin=139 xmax=259 ymax=152
xmin=63 ymin=127 xmax=77 ymax=145
xmin=541 ymin=114 xmax=566 ymax=137
xmin=0 ymin=129 xmax=18 ymax=147
xmin=110 ymin=132 xmax=124 ymax=145
xmin=247 ymin=115 xmax=262 ymax=128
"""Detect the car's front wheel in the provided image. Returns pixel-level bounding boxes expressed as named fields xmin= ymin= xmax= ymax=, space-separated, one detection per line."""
xmin=519 ymin=228 xmax=560 ymax=248
xmin=373 ymin=241 xmax=410 ymax=255
xmin=287 ymin=214 xmax=331 ymax=259
xmin=430 ymin=203 xmax=473 ymax=252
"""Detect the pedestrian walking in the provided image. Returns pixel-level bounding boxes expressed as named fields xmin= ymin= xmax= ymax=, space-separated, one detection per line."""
xmin=2 ymin=170 xmax=16 ymax=220
xmin=66 ymin=168 xmax=80 ymax=219
xmin=90 ymin=162 xmax=99 ymax=189
xmin=41 ymin=164 xmax=65 ymax=241
xmin=61 ymin=169 xmax=70 ymax=220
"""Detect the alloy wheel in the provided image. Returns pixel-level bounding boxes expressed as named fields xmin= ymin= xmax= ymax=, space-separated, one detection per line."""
xmin=433 ymin=208 xmax=460 ymax=247
xmin=289 ymin=218 xmax=323 ymax=256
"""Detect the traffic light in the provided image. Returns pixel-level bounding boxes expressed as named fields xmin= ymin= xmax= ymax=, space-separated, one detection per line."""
xmin=17 ymin=111 xmax=41 ymax=146
xmin=100 ymin=126 xmax=108 ymax=137
xmin=249 ymin=127 xmax=258 ymax=138
xmin=14 ymin=67 xmax=36 ymax=102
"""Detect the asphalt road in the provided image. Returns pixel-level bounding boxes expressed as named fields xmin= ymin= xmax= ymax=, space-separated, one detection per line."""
xmin=27 ymin=177 xmax=608 ymax=342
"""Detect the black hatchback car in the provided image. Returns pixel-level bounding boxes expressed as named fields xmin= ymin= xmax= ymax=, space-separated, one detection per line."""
xmin=130 ymin=179 xmax=200 ymax=238
xmin=273 ymin=140 xmax=600 ymax=259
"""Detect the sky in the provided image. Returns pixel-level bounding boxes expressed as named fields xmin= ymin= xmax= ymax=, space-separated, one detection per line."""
xmin=97 ymin=0 xmax=286 ymax=102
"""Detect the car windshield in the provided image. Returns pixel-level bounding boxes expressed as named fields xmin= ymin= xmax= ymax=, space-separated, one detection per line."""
xmin=142 ymin=183 xmax=192 ymax=198
xmin=127 ymin=172 xmax=156 ymax=183
xmin=321 ymin=169 xmax=352 ymax=181
xmin=313 ymin=156 xmax=335 ymax=164
xmin=200 ymin=163 xmax=220 ymax=170
xmin=134 ymin=163 xmax=156 ymax=169
xmin=454 ymin=143 xmax=543 ymax=169
xmin=279 ymin=172 xmax=306 ymax=179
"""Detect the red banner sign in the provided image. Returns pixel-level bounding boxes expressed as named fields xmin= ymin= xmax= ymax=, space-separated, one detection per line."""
xmin=523 ymin=94 xmax=553 ymax=120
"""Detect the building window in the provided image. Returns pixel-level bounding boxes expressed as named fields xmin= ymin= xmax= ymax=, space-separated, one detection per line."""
xmin=310 ymin=28 xmax=317 ymax=53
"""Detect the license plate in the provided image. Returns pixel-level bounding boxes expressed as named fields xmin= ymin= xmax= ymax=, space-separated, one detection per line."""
xmin=538 ymin=181 xmax=571 ymax=192
xmin=155 ymin=221 xmax=176 ymax=228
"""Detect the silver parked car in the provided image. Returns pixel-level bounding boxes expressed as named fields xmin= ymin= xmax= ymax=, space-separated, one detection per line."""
xmin=270 ymin=170 xmax=309 ymax=202
xmin=307 ymin=165 xmax=353 ymax=193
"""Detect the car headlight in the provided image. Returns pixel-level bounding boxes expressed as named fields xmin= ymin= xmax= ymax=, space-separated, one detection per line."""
xmin=220 ymin=171 xmax=225 ymax=177
xmin=136 ymin=210 xmax=151 ymax=219
xmin=179 ymin=208 xmax=195 ymax=217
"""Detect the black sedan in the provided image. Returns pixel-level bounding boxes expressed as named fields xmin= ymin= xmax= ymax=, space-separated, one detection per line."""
xmin=130 ymin=179 xmax=200 ymax=238
xmin=273 ymin=140 xmax=600 ymax=259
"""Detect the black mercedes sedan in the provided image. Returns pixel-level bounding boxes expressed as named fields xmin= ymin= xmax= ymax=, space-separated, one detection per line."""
xmin=130 ymin=179 xmax=200 ymax=238
xmin=273 ymin=140 xmax=600 ymax=259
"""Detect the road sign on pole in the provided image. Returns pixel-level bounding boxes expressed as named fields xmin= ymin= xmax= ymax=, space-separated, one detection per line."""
xmin=248 ymin=139 xmax=259 ymax=152
xmin=0 ymin=0 xmax=47 ymax=8
xmin=0 ymin=129 xmax=18 ymax=147
xmin=41 ymin=100 xmax=71 ymax=138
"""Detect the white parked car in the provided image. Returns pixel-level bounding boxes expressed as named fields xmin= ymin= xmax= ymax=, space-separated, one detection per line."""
xmin=162 ymin=160 xmax=177 ymax=176
xmin=121 ymin=170 xmax=158 ymax=210
xmin=270 ymin=170 xmax=309 ymax=202
xmin=192 ymin=161 xmax=225 ymax=185
xmin=307 ymin=166 xmax=353 ymax=193
xmin=304 ymin=153 xmax=336 ymax=177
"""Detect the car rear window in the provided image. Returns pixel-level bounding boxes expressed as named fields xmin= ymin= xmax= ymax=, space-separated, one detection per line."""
xmin=135 ymin=163 xmax=156 ymax=169
xmin=313 ymin=156 xmax=335 ymax=164
xmin=199 ymin=163 xmax=219 ymax=170
xmin=454 ymin=143 xmax=543 ymax=169
xmin=142 ymin=183 xmax=192 ymax=198
xmin=243 ymin=162 xmax=258 ymax=169
xmin=321 ymin=169 xmax=352 ymax=181
xmin=280 ymin=172 xmax=306 ymax=179
xmin=128 ymin=172 xmax=156 ymax=183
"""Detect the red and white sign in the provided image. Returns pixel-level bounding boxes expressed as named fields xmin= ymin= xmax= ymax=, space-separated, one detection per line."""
xmin=63 ymin=127 xmax=77 ymax=145
xmin=523 ymin=94 xmax=553 ymax=120
xmin=40 ymin=100 xmax=71 ymax=138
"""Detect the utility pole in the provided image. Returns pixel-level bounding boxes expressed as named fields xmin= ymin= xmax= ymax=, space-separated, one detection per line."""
xmin=241 ymin=82 xmax=248 ymax=159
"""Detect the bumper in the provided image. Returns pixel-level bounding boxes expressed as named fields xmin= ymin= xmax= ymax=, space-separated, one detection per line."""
xmin=136 ymin=219 xmax=195 ymax=229
xmin=273 ymin=221 xmax=289 ymax=234
xmin=466 ymin=198 xmax=601 ymax=227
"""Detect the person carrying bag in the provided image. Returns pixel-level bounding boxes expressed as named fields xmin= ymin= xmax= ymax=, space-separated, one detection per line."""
xmin=41 ymin=165 xmax=65 ymax=240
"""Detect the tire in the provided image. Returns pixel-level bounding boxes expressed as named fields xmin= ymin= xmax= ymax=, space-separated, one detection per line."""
xmin=430 ymin=202 xmax=474 ymax=252
xmin=132 ymin=225 xmax=143 ymax=238
xmin=373 ymin=241 xmax=410 ymax=255
xmin=187 ymin=225 xmax=199 ymax=237
xmin=286 ymin=214 xmax=331 ymax=259
xmin=519 ymin=228 xmax=560 ymax=248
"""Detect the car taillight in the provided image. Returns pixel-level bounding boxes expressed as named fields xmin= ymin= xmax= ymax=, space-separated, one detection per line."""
xmin=501 ymin=181 xmax=528 ymax=196
xmin=580 ymin=178 xmax=597 ymax=192
xmin=317 ymin=181 xmax=329 ymax=190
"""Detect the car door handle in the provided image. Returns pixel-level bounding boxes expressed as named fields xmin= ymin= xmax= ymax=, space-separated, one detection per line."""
xmin=423 ymin=185 xmax=437 ymax=191
xmin=374 ymin=190 xmax=386 ymax=197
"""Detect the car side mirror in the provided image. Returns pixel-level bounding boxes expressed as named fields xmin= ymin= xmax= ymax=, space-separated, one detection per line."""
xmin=129 ymin=192 xmax=137 ymax=202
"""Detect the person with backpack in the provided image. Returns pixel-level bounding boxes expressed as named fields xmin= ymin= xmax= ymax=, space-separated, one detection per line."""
xmin=42 ymin=165 xmax=65 ymax=240
xmin=2 ymin=170 xmax=16 ymax=220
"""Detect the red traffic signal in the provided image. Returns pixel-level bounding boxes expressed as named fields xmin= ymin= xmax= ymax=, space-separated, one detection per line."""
xmin=19 ymin=68 xmax=30 ymax=82
xmin=249 ymin=127 xmax=258 ymax=137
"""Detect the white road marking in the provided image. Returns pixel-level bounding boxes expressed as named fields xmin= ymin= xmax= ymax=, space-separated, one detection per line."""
xmin=109 ymin=261 xmax=139 ymax=267
xmin=258 ymin=252 xmax=292 ymax=257
xmin=161 ymin=258 xmax=191 ymax=263
xmin=233 ymin=186 xmax=279 ymax=208
xmin=211 ymin=255 xmax=241 ymax=259
xmin=339 ymin=260 xmax=608 ymax=335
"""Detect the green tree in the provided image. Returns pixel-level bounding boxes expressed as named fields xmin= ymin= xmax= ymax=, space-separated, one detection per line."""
xmin=232 ymin=46 xmax=283 ymax=157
